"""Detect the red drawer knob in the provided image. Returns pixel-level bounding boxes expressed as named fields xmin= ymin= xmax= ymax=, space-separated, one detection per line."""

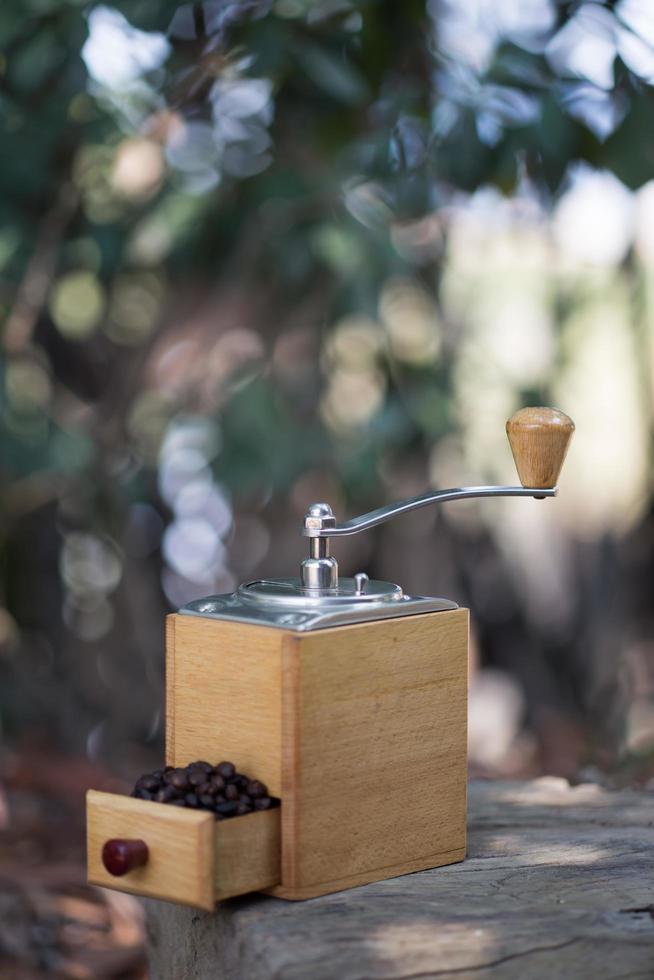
xmin=102 ymin=838 xmax=149 ymax=876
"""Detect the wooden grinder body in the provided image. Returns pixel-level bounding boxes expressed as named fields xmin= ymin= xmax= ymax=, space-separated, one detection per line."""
xmin=89 ymin=407 xmax=573 ymax=905
xmin=166 ymin=607 xmax=469 ymax=899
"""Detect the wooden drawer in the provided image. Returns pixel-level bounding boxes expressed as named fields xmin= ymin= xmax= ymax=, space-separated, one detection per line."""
xmin=87 ymin=790 xmax=280 ymax=910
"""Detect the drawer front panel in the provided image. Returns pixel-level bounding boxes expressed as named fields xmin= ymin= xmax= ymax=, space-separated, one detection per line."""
xmin=87 ymin=791 xmax=281 ymax=909
xmin=87 ymin=791 xmax=215 ymax=910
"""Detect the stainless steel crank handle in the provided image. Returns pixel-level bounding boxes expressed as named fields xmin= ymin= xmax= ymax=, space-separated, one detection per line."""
xmin=302 ymin=485 xmax=557 ymax=538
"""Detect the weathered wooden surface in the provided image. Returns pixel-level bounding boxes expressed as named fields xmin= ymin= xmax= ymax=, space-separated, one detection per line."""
xmin=144 ymin=778 xmax=654 ymax=979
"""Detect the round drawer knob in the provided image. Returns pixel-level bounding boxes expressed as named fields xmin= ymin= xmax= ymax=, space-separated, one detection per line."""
xmin=102 ymin=838 xmax=149 ymax=876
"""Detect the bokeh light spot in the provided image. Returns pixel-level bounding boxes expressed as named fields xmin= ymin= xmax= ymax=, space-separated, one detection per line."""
xmin=49 ymin=271 xmax=105 ymax=339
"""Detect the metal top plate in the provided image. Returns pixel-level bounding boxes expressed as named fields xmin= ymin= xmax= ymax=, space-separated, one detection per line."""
xmin=179 ymin=577 xmax=458 ymax=631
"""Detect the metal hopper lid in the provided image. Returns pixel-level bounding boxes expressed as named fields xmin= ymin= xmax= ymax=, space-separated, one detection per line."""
xmin=180 ymin=575 xmax=457 ymax=632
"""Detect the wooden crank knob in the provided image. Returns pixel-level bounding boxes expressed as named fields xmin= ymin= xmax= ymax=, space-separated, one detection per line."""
xmin=506 ymin=407 xmax=574 ymax=489
xmin=102 ymin=838 xmax=149 ymax=876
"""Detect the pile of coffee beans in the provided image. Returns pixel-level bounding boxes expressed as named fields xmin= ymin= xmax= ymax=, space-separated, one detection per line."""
xmin=130 ymin=760 xmax=279 ymax=820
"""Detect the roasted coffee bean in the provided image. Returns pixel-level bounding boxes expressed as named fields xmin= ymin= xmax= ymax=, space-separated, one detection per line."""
xmin=137 ymin=775 xmax=161 ymax=793
xmin=190 ymin=760 xmax=213 ymax=773
xmin=169 ymin=769 xmax=190 ymax=791
xmin=130 ymin=760 xmax=279 ymax=820
xmin=215 ymin=800 xmax=238 ymax=816
xmin=156 ymin=786 xmax=178 ymax=803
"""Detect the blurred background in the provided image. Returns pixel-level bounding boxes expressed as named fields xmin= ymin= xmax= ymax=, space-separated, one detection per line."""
xmin=2 ymin=0 xmax=654 ymax=975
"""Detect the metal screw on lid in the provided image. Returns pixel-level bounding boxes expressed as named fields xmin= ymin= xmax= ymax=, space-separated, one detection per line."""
xmin=303 ymin=502 xmax=336 ymax=533
xmin=354 ymin=573 xmax=369 ymax=595
xmin=300 ymin=503 xmax=338 ymax=590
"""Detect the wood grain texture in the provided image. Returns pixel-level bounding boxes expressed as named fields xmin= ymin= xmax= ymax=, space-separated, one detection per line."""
xmin=166 ymin=615 xmax=283 ymax=796
xmin=506 ymin=406 xmax=574 ymax=489
xmin=215 ymin=808 xmax=281 ymax=900
xmin=87 ymin=790 xmax=215 ymax=910
xmin=145 ymin=778 xmax=654 ymax=980
xmin=165 ymin=614 xmax=175 ymax=767
xmin=165 ymin=608 xmax=467 ymax=900
xmin=272 ymin=608 xmax=468 ymax=899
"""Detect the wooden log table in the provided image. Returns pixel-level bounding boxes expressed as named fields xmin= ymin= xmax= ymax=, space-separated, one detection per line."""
xmin=144 ymin=778 xmax=654 ymax=979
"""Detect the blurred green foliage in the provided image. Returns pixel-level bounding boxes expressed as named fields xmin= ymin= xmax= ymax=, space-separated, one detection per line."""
xmin=2 ymin=1 xmax=653 ymax=494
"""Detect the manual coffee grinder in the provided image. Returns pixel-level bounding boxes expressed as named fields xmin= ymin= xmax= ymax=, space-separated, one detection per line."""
xmin=88 ymin=407 xmax=574 ymax=909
